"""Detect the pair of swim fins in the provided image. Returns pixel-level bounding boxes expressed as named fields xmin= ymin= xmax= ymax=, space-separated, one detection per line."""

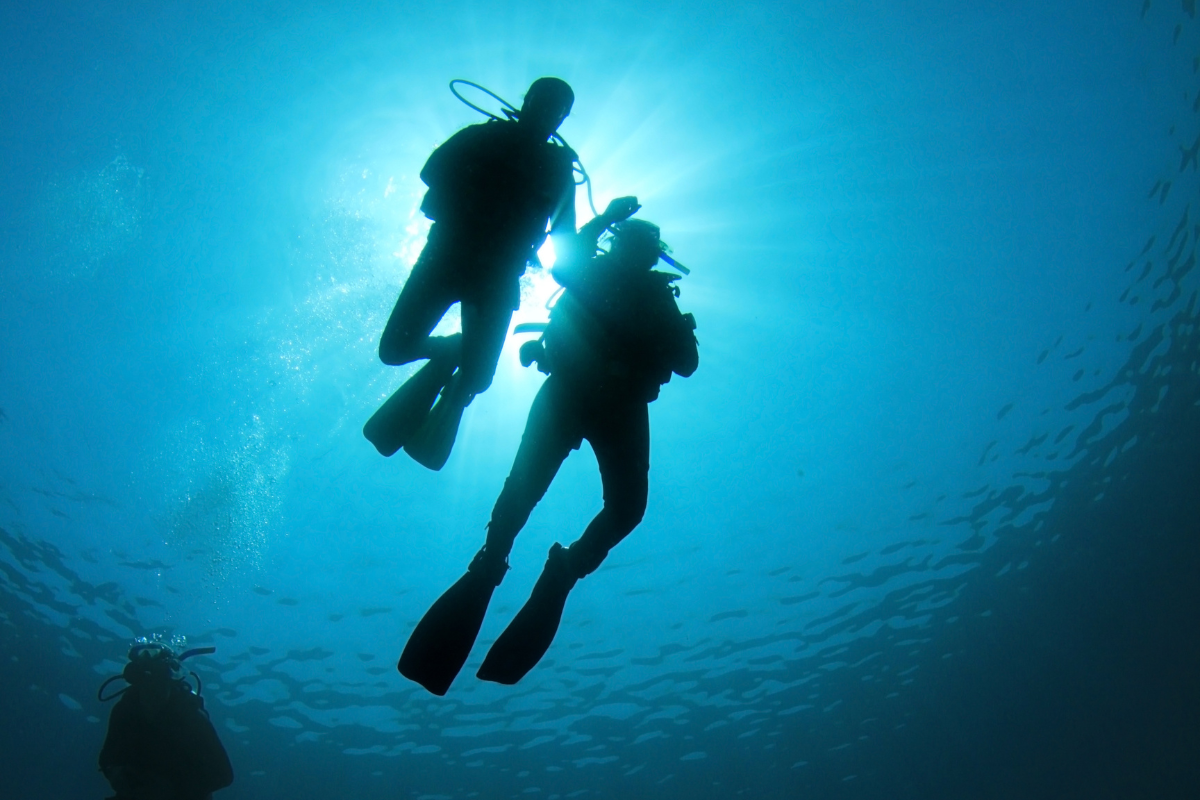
xmin=397 ymin=544 xmax=577 ymax=695
xmin=363 ymin=357 xmax=467 ymax=471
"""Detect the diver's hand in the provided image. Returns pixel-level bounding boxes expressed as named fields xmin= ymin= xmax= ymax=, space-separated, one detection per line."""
xmin=603 ymin=196 xmax=640 ymax=223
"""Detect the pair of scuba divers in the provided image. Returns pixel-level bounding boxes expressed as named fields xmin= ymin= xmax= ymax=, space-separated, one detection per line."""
xmin=366 ymin=77 xmax=699 ymax=695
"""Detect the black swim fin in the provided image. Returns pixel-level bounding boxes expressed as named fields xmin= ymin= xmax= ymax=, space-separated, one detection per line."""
xmin=403 ymin=380 xmax=469 ymax=471
xmin=477 ymin=543 xmax=577 ymax=685
xmin=397 ymin=551 xmax=505 ymax=696
xmin=364 ymin=357 xmax=457 ymax=457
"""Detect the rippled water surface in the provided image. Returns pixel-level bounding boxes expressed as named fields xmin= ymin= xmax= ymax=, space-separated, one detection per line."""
xmin=2 ymin=1 xmax=1198 ymax=798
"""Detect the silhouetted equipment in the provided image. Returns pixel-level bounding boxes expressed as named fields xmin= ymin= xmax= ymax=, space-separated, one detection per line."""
xmin=397 ymin=212 xmax=699 ymax=693
xmin=477 ymin=543 xmax=576 ymax=684
xmin=364 ymin=356 xmax=458 ymax=457
xmin=98 ymin=637 xmax=233 ymax=800
xmin=398 ymin=548 xmax=507 ymax=695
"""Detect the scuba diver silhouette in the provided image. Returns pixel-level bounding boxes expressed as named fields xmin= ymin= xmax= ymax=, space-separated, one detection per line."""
xmin=98 ymin=637 xmax=233 ymax=800
xmin=398 ymin=199 xmax=699 ymax=694
xmin=365 ymin=77 xmax=580 ymax=471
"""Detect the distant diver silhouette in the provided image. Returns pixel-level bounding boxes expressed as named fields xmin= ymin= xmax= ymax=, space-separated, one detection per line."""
xmin=365 ymin=77 xmax=581 ymax=471
xmin=98 ymin=636 xmax=233 ymax=800
xmin=398 ymin=201 xmax=699 ymax=694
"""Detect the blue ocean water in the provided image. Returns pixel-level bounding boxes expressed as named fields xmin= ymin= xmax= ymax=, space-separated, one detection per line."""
xmin=1 ymin=0 xmax=1198 ymax=797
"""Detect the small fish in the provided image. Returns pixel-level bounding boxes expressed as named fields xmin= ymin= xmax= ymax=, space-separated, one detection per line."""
xmin=119 ymin=560 xmax=172 ymax=571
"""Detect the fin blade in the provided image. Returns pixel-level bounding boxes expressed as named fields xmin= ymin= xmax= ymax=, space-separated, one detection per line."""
xmin=398 ymin=571 xmax=495 ymax=696
xmin=477 ymin=550 xmax=574 ymax=685
xmin=364 ymin=359 xmax=455 ymax=457
xmin=403 ymin=392 xmax=467 ymax=471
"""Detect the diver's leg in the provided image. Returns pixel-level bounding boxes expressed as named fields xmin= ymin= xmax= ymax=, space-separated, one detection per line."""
xmin=453 ymin=290 xmax=515 ymax=398
xmin=365 ymin=240 xmax=462 ymax=456
xmin=402 ymin=290 xmax=516 ymax=470
xmin=378 ymin=228 xmax=461 ymax=366
xmin=399 ymin=381 xmax=576 ymax=693
xmin=481 ymin=378 xmax=579 ymax=572
xmin=565 ymin=401 xmax=650 ymax=578
xmin=476 ymin=397 xmax=644 ymax=686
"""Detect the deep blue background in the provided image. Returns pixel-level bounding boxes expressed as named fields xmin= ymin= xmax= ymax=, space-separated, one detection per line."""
xmin=2 ymin=1 xmax=1198 ymax=798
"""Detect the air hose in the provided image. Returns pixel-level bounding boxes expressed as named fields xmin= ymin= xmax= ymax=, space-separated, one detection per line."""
xmin=448 ymin=80 xmax=689 ymax=277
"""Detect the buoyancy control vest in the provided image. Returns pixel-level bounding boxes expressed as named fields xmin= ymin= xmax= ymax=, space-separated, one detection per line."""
xmin=543 ymin=258 xmax=697 ymax=401
xmin=419 ymin=119 xmax=576 ymax=252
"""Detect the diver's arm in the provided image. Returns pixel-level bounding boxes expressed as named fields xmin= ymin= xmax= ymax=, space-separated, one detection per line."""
xmin=98 ymin=697 xmax=140 ymax=796
xmin=658 ymin=295 xmax=699 ymax=379
xmin=418 ymin=124 xmax=489 ymax=223
xmin=546 ymin=203 xmax=579 ymax=284
xmin=419 ymin=125 xmax=481 ymax=188
xmin=172 ymin=693 xmax=235 ymax=792
xmin=671 ymin=311 xmax=699 ymax=378
xmin=98 ymin=695 xmax=135 ymax=771
xmin=552 ymin=196 xmax=640 ymax=284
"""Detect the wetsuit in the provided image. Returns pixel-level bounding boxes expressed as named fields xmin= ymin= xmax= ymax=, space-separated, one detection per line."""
xmin=99 ymin=684 xmax=233 ymax=800
xmin=485 ymin=251 xmax=699 ymax=578
xmin=379 ymin=118 xmax=577 ymax=395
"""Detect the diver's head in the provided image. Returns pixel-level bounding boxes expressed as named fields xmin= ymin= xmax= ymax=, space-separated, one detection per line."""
xmin=519 ymin=77 xmax=574 ymax=139
xmin=122 ymin=641 xmax=184 ymax=715
xmin=609 ymin=219 xmax=664 ymax=270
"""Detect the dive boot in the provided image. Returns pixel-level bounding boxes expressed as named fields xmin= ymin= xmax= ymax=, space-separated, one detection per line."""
xmin=403 ymin=375 xmax=470 ymax=471
xmin=397 ymin=548 xmax=507 ymax=696
xmin=477 ymin=543 xmax=577 ymax=685
xmin=364 ymin=356 xmax=457 ymax=457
